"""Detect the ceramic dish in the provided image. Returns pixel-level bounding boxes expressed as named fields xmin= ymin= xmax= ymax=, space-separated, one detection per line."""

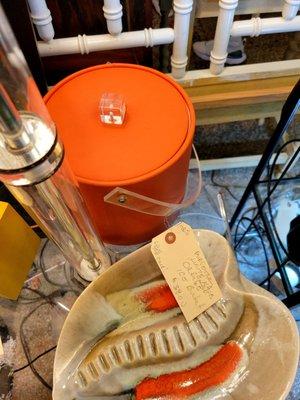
xmin=53 ymin=230 xmax=299 ymax=400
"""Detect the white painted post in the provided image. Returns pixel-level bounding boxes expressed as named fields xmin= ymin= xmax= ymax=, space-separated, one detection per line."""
xmin=282 ymin=0 xmax=300 ymax=20
xmin=171 ymin=0 xmax=194 ymax=79
xmin=103 ymin=0 xmax=123 ymax=36
xmin=27 ymin=0 xmax=54 ymax=42
xmin=210 ymin=0 xmax=239 ymax=75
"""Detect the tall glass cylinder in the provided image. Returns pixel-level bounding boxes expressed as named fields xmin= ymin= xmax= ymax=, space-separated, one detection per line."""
xmin=0 ymin=5 xmax=111 ymax=280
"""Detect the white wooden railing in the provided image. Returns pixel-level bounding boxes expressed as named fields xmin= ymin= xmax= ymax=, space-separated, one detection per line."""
xmin=27 ymin=0 xmax=194 ymax=79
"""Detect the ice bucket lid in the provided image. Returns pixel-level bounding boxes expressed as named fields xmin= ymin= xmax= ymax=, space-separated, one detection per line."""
xmin=45 ymin=64 xmax=195 ymax=186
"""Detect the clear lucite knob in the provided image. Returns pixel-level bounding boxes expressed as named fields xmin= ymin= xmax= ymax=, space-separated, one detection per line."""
xmin=99 ymin=93 xmax=126 ymax=125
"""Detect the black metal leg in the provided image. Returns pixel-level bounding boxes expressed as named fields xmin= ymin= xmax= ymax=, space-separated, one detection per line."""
xmin=230 ymin=79 xmax=300 ymax=308
xmin=253 ymin=186 xmax=293 ymax=296
xmin=230 ymin=80 xmax=300 ymax=228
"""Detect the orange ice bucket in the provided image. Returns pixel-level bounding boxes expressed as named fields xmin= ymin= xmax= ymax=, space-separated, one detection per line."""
xmin=45 ymin=64 xmax=195 ymax=245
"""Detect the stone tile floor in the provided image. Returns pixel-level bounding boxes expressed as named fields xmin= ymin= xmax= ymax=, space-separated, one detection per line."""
xmin=0 ymin=168 xmax=299 ymax=399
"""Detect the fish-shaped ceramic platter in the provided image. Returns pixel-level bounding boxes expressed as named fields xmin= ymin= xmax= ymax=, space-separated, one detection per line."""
xmin=53 ymin=230 xmax=299 ymax=400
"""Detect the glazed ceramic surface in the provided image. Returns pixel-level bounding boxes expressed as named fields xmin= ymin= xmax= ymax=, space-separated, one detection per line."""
xmin=53 ymin=230 xmax=299 ymax=400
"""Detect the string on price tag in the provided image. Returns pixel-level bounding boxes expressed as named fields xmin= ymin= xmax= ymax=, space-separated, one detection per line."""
xmin=0 ymin=337 xmax=3 ymax=356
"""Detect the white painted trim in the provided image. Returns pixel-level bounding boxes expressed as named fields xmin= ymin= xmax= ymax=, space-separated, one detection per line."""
xmin=190 ymin=153 xmax=288 ymax=171
xmin=231 ymin=16 xmax=300 ymax=37
xmin=172 ymin=59 xmax=300 ymax=83
xmin=38 ymin=28 xmax=174 ymax=57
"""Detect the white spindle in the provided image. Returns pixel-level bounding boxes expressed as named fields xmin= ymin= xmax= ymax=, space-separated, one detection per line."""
xmin=103 ymin=0 xmax=123 ymax=36
xmin=231 ymin=16 xmax=300 ymax=37
xmin=171 ymin=0 xmax=194 ymax=79
xmin=27 ymin=0 xmax=54 ymax=42
xmin=210 ymin=0 xmax=239 ymax=75
xmin=282 ymin=0 xmax=300 ymax=20
xmin=38 ymin=28 xmax=174 ymax=57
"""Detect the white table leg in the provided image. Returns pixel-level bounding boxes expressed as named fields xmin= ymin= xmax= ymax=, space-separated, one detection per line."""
xmin=171 ymin=0 xmax=194 ymax=79
xmin=210 ymin=0 xmax=239 ymax=75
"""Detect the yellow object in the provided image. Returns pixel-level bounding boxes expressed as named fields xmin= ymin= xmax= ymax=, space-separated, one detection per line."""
xmin=0 ymin=201 xmax=40 ymax=300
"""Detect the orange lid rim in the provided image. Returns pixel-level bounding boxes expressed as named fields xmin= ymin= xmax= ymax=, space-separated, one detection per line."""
xmin=44 ymin=64 xmax=195 ymax=187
